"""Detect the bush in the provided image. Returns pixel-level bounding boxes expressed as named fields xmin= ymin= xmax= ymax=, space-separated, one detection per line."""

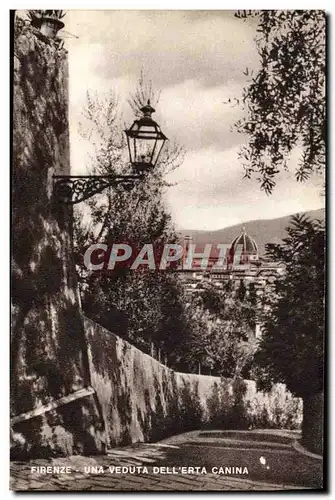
xmin=205 ymin=378 xmax=302 ymax=430
xmin=178 ymin=381 xmax=204 ymax=431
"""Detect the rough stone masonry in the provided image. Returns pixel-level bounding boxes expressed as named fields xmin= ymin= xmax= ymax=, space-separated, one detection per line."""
xmin=11 ymin=17 xmax=105 ymax=459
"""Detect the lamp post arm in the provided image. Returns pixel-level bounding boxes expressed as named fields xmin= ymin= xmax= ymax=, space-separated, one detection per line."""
xmin=53 ymin=174 xmax=144 ymax=204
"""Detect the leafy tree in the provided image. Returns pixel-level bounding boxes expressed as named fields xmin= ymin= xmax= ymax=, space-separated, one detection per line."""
xmin=233 ymin=10 xmax=325 ymax=193
xmin=183 ymin=281 xmax=257 ymax=377
xmin=233 ymin=12 xmax=325 ymax=451
xmin=73 ymin=81 xmax=187 ymax=360
xmin=254 ymin=214 xmax=325 ymax=397
xmin=237 ymin=279 xmax=247 ymax=301
xmin=248 ymin=282 xmax=257 ymax=306
xmin=127 ymin=69 xmax=161 ymax=118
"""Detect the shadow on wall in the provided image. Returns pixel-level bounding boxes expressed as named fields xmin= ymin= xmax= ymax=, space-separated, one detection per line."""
xmin=146 ymin=378 xmax=204 ymax=443
xmin=85 ymin=316 xmax=303 ymax=448
xmin=11 ymin=395 xmax=105 ymax=460
xmin=11 ymin=18 xmax=105 ymax=459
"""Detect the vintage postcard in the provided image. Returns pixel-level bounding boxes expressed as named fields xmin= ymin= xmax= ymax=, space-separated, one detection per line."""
xmin=11 ymin=9 xmax=325 ymax=491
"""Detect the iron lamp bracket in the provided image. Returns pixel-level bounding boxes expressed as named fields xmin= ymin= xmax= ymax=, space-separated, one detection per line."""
xmin=53 ymin=174 xmax=144 ymax=204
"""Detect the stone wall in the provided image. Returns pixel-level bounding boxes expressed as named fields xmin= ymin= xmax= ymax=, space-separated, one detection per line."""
xmin=85 ymin=316 xmax=302 ymax=448
xmin=11 ymin=17 xmax=105 ymax=459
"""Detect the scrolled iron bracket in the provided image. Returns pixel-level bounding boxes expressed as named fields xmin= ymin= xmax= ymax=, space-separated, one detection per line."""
xmin=53 ymin=174 xmax=144 ymax=204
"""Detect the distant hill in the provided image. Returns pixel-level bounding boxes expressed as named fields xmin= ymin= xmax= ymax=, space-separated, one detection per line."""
xmin=177 ymin=208 xmax=325 ymax=256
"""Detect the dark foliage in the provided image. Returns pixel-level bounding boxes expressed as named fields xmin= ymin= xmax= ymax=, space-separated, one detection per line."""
xmin=182 ymin=281 xmax=258 ymax=377
xmin=254 ymin=214 xmax=325 ymax=397
xmin=233 ymin=10 xmax=325 ymax=193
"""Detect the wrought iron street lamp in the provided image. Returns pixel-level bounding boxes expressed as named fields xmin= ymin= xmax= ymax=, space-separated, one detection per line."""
xmin=53 ymin=102 xmax=168 ymax=204
xmin=125 ymin=100 xmax=167 ymax=172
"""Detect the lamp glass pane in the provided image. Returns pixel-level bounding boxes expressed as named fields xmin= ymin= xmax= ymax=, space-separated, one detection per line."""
xmin=126 ymin=113 xmax=167 ymax=168
xmin=134 ymin=137 xmax=155 ymax=164
xmin=151 ymin=138 xmax=165 ymax=166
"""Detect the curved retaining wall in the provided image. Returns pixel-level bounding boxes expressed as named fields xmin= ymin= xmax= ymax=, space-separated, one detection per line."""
xmin=84 ymin=316 xmax=303 ymax=448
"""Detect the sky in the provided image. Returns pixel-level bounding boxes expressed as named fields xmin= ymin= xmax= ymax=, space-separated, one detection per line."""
xmin=60 ymin=10 xmax=324 ymax=230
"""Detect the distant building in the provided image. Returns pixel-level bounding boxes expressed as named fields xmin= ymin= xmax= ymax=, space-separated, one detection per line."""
xmin=228 ymin=225 xmax=259 ymax=265
xmin=179 ymin=227 xmax=284 ymax=339
xmin=179 ymin=226 xmax=284 ymax=288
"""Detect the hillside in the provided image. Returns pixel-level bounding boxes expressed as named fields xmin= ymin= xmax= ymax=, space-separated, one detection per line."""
xmin=178 ymin=208 xmax=325 ymax=256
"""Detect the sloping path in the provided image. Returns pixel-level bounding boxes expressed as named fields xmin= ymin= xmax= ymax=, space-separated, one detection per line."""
xmin=10 ymin=429 xmax=322 ymax=491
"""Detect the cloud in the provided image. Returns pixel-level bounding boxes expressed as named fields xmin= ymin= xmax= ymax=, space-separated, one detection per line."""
xmin=158 ymin=79 xmax=245 ymax=151
xmin=65 ymin=10 xmax=259 ymax=89
xmin=164 ymin=146 xmax=324 ymax=230
xmin=66 ymin=11 xmax=255 ymax=168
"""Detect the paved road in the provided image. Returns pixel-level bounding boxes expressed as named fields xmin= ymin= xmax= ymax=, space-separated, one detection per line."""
xmin=10 ymin=430 xmax=323 ymax=491
xmin=157 ymin=431 xmax=323 ymax=489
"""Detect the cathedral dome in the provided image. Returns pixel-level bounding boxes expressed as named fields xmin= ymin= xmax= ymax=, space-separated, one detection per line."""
xmin=231 ymin=227 xmax=258 ymax=255
xmin=228 ymin=226 xmax=259 ymax=266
